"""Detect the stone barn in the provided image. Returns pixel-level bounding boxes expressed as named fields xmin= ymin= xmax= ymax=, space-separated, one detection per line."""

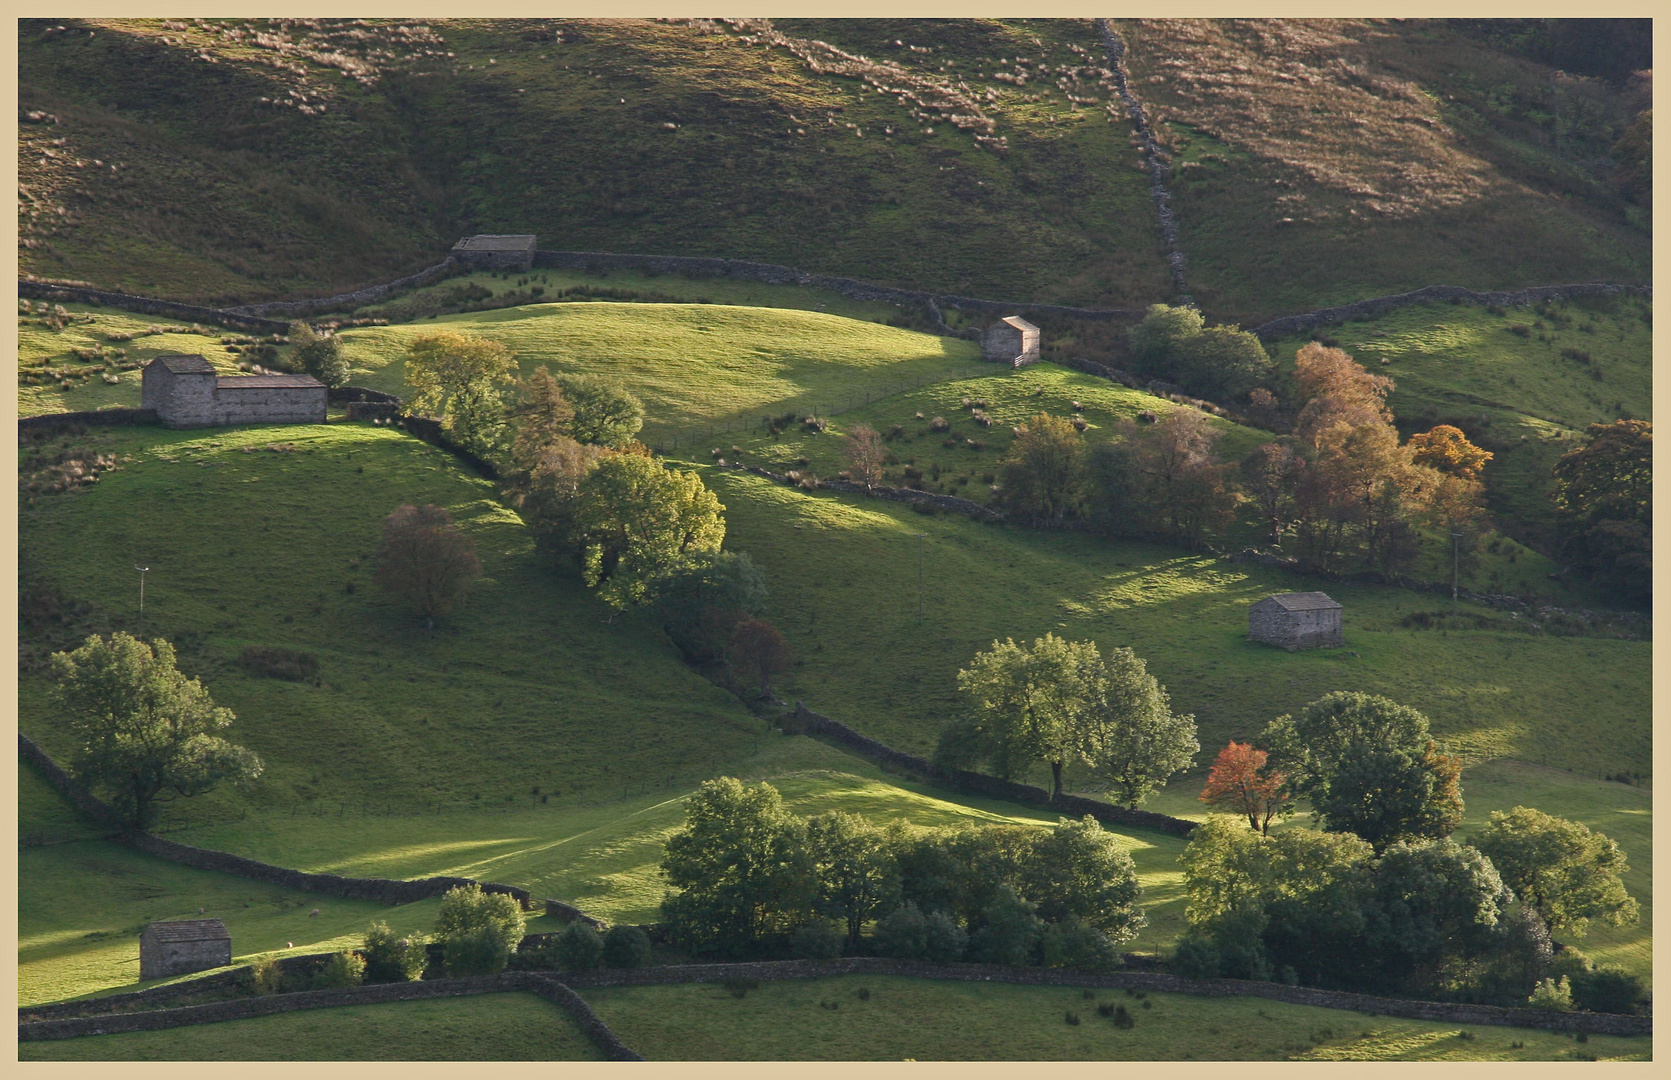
xmin=451 ymin=234 xmax=538 ymax=271
xmin=1249 ymin=592 xmax=1344 ymax=650
xmin=142 ymin=354 xmax=327 ymax=428
xmin=981 ymin=316 xmax=1041 ymax=367
xmin=139 ymin=919 xmax=232 ymax=980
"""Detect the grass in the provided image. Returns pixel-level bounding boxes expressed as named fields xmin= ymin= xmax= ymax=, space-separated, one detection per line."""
xmin=334 ymin=300 xmax=982 ymax=446
xmin=703 ymin=466 xmax=1650 ymax=781
xmin=19 ymin=993 xmax=607 ymax=1060
xmin=581 ymin=974 xmax=1650 ymax=1060
xmin=1267 ymin=293 xmax=1653 ymax=549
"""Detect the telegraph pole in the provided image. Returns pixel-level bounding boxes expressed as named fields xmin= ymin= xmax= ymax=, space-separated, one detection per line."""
xmin=135 ymin=564 xmax=150 ymax=636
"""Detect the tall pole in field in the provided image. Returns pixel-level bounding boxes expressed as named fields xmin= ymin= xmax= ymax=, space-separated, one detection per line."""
xmin=135 ymin=565 xmax=149 ymax=636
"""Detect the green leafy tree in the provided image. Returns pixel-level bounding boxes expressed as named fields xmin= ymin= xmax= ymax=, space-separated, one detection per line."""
xmin=435 ymin=884 xmax=526 ymax=976
xmin=569 ymin=453 xmax=727 ymax=608
xmin=1550 ymin=419 xmax=1651 ymax=601
xmin=1078 ymin=645 xmax=1198 ymax=807
xmin=288 ymin=321 xmax=350 ymax=387
xmin=558 ymin=373 xmax=645 ymax=448
xmin=1610 ymin=109 xmax=1651 ymax=209
xmin=996 ymin=413 xmax=1084 ymax=525
xmin=648 ymin=549 xmax=767 ymax=663
xmin=1040 ymin=916 xmax=1123 ymax=972
xmin=51 ymin=633 xmax=263 ymax=830
xmin=1019 ymin=816 xmax=1145 ymax=942
xmin=1176 ymin=325 xmax=1274 ymax=401
xmin=311 ymin=951 xmax=367 ymax=989
xmin=942 ymin=634 xmax=1098 ymax=799
xmin=1471 ymin=807 xmax=1639 ymax=938
xmin=554 ymin=921 xmax=606 ymax=971
xmin=1368 ymin=840 xmax=1510 ymax=992
xmin=660 ymin=778 xmax=817 ymax=956
xmin=404 ymin=330 xmax=518 ymax=459
xmin=873 ymin=902 xmax=967 ymax=963
xmin=807 ymin=810 xmax=900 ymax=951
xmin=1312 ymin=742 xmax=1465 ymax=852
xmin=362 ymin=921 xmax=428 ymax=983
xmin=968 ymin=885 xmax=1044 ymax=966
xmin=1127 ymin=303 xmax=1205 ymax=374
xmin=1528 ymin=976 xmax=1574 ymax=1011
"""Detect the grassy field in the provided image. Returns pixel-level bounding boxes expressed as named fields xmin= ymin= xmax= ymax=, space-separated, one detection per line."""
xmin=581 ymin=974 xmax=1650 ymax=1060
xmin=1268 ymin=293 xmax=1653 ymax=549
xmin=335 ymin=300 xmax=983 ymax=446
xmin=19 ymin=993 xmax=606 ymax=1060
xmin=703 ymin=467 xmax=1650 ymax=779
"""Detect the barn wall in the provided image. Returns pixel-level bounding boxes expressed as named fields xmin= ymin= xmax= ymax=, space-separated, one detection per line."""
xmin=210 ymin=387 xmax=327 ymax=426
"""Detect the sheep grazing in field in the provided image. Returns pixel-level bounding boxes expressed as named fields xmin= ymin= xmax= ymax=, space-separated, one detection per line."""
xmin=309 ymin=908 xmax=321 ymax=918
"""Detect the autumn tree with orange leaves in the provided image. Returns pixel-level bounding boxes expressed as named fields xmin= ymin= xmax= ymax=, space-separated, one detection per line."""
xmin=1199 ymin=741 xmax=1290 ymax=833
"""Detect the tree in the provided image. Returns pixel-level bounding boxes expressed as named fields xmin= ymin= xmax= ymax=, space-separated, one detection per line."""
xmin=1176 ymin=325 xmax=1274 ymax=402
xmin=1019 ymin=816 xmax=1145 ymax=942
xmin=362 ymin=921 xmax=428 ymax=983
xmin=1199 ymin=741 xmax=1289 ymax=833
xmin=507 ymin=366 xmax=575 ymax=478
xmin=1127 ymin=303 xmax=1205 ymax=375
xmin=1128 ymin=408 xmax=1237 ymax=547
xmin=1367 ymin=840 xmax=1510 ymax=992
xmin=1471 ymin=807 xmax=1639 ymax=938
xmin=1550 ymin=420 xmax=1651 ymax=600
xmin=1290 ymin=342 xmax=1395 ymax=446
xmin=1408 ymin=424 xmax=1493 ymax=482
xmin=996 ymin=413 xmax=1083 ymax=525
xmin=374 ymin=503 xmax=483 ymax=628
xmin=1077 ymin=645 xmax=1198 ymax=807
xmin=648 ymin=549 xmax=767 ymax=663
xmin=288 ymin=321 xmax=349 ymax=387
xmin=434 ymin=884 xmax=526 ymax=976
xmin=873 ymin=902 xmax=967 ymax=962
xmin=968 ymin=885 xmax=1044 ymax=966
xmin=807 ymin=810 xmax=899 ymax=951
xmin=568 ymin=453 xmax=726 ymax=608
xmin=558 ymin=373 xmax=645 ymax=448
xmin=842 ymin=423 xmax=886 ymax=488
xmin=51 ymin=633 xmax=263 ymax=830
xmin=1240 ymin=442 xmax=1304 ymax=546
xmin=602 ymin=924 xmax=652 ymax=969
xmin=1263 ymin=691 xmax=1435 ymax=799
xmin=943 ymin=634 xmax=1098 ymax=799
xmin=660 ymin=778 xmax=818 ymax=956
xmin=514 ymin=436 xmax=611 ymax=552
xmin=554 ymin=921 xmax=605 ymax=971
xmin=728 ymin=618 xmax=792 ymax=696
xmin=404 ymin=331 xmax=518 ymax=459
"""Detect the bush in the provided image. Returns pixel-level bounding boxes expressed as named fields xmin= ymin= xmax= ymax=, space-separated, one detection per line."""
xmin=246 ymin=955 xmax=283 ymax=996
xmin=362 ymin=921 xmax=427 ymax=983
xmin=1041 ymin=917 xmax=1122 ymax=972
xmin=555 ymin=920 xmax=606 ymax=971
xmin=603 ymin=924 xmax=653 ymax=969
xmin=873 ymin=902 xmax=930 ymax=959
xmin=1527 ymin=976 xmax=1574 ymax=1011
xmin=1171 ymin=935 xmax=1221 ymax=979
xmin=444 ymin=923 xmax=518 ymax=976
xmin=921 ymin=909 xmax=968 ymax=963
xmin=436 ymin=883 xmax=526 ymax=976
xmin=238 ymin=645 xmax=320 ymax=681
xmin=508 ymin=938 xmax=561 ymax=971
xmin=1570 ymin=968 xmax=1648 ymax=1014
xmin=790 ymin=919 xmax=845 ymax=960
xmin=311 ymin=951 xmax=366 ymax=990
xmin=968 ymin=886 xmax=1043 ymax=966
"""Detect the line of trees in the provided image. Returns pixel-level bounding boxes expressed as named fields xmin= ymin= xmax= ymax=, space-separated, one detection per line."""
xmin=660 ymin=777 xmax=1145 ymax=969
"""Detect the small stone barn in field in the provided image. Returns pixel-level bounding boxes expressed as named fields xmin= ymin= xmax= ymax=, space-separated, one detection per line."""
xmin=981 ymin=315 xmax=1041 ymax=367
xmin=141 ymin=354 xmax=326 ymax=428
xmin=139 ymin=919 xmax=232 ymax=980
xmin=1249 ymin=591 xmax=1344 ymax=650
xmin=450 ymin=234 xmax=538 ymax=271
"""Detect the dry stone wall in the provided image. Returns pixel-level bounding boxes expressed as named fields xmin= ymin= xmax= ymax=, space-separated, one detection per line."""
xmin=1252 ymin=282 xmax=1652 ymax=340
xmin=18 ymin=281 xmax=288 ymax=334
xmin=1098 ymin=20 xmax=1188 ymax=302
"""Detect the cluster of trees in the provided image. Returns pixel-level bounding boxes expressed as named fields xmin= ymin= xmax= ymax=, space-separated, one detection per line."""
xmin=1127 ymin=303 xmax=1276 ymax=402
xmin=936 ymin=635 xmax=1198 ymax=804
xmin=1550 ymin=418 xmax=1651 ymax=602
xmin=287 ymin=322 xmax=350 ymax=388
xmin=660 ymin=777 xmax=1144 ymax=969
xmin=51 ymin=633 xmax=263 ymax=830
xmin=994 ymin=341 xmax=1493 ymax=577
xmin=1183 ymin=692 xmax=1639 ymax=1008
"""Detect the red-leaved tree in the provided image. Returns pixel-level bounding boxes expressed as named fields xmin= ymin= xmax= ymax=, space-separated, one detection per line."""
xmin=728 ymin=618 xmax=792 ymax=697
xmin=1199 ymin=741 xmax=1289 ymax=834
xmin=375 ymin=503 xmax=483 ymax=629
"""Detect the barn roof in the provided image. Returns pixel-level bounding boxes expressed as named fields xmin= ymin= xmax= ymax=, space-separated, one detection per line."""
xmin=215 ymin=374 xmax=325 ymax=389
xmin=1255 ymin=591 xmax=1342 ymax=612
xmin=453 ymin=234 xmax=537 ymax=251
xmin=150 ymin=354 xmax=215 ymax=375
xmin=999 ymin=315 xmax=1039 ymax=332
xmin=142 ymin=919 xmax=230 ymax=942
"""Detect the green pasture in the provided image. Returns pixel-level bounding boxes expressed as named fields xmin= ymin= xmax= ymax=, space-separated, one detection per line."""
xmin=334 ymin=300 xmax=982 ymax=446
xmin=582 ymin=974 xmax=1649 ymax=1060
xmin=19 ymin=993 xmax=606 ymax=1060
xmin=1268 ymin=294 xmax=1653 ymax=546
xmin=17 ymin=305 xmax=242 ymax=417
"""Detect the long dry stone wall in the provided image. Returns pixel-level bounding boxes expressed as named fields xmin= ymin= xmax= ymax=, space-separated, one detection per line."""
xmin=19 ymin=408 xmax=160 ymax=432
xmin=223 ymin=258 xmax=464 ymax=319
xmin=1098 ymin=20 xmax=1188 ymax=302
xmin=1251 ymin=282 xmax=1653 ymax=340
xmin=19 ymin=281 xmax=289 ymax=334
xmin=787 ymin=703 xmax=1197 ymax=838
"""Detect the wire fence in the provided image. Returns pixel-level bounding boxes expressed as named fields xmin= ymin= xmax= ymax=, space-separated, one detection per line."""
xmin=649 ymin=363 xmax=996 ymax=454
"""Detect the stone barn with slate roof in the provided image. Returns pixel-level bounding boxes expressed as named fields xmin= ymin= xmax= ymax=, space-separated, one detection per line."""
xmin=451 ymin=234 xmax=537 ymax=271
xmin=1249 ymin=591 xmax=1344 ymax=650
xmin=981 ymin=315 xmax=1041 ymax=367
xmin=140 ymin=919 xmax=232 ymax=980
xmin=142 ymin=354 xmax=326 ymax=428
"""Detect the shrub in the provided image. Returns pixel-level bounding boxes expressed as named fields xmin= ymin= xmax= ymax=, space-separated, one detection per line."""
xmin=246 ymin=955 xmax=283 ymax=995
xmin=968 ymin=886 xmax=1043 ymax=966
xmin=508 ymin=938 xmax=561 ymax=970
xmin=1528 ymin=976 xmax=1574 ymax=1011
xmin=444 ymin=923 xmax=518 ymax=976
xmin=921 ymin=909 xmax=968 ymax=963
xmin=362 ymin=921 xmax=427 ymax=982
xmin=1041 ymin=916 xmax=1122 ymax=972
xmin=873 ymin=902 xmax=931 ymax=959
xmin=790 ymin=919 xmax=845 ymax=960
xmin=436 ymin=883 xmax=526 ymax=976
xmin=603 ymin=924 xmax=653 ymax=969
xmin=555 ymin=920 xmax=606 ymax=971
xmin=238 ymin=645 xmax=319 ymax=682
xmin=311 ymin=951 xmax=366 ymax=990
xmin=1570 ymin=968 xmax=1648 ymax=1014
xmin=1171 ymin=935 xmax=1221 ymax=979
